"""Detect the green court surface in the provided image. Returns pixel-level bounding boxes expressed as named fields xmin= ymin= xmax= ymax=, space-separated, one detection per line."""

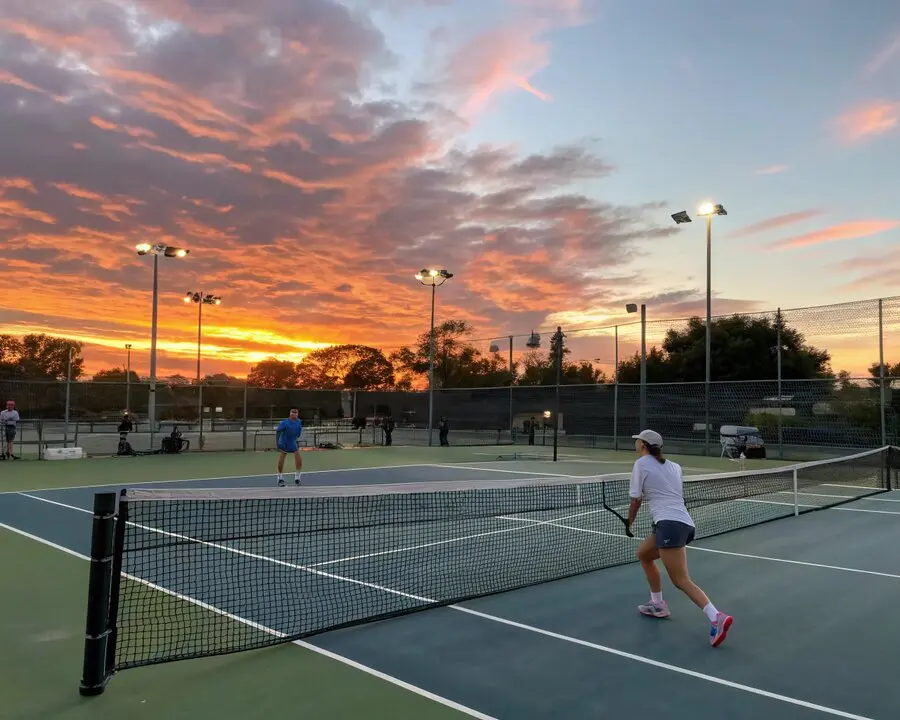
xmin=0 ymin=443 xmax=789 ymax=493
xmin=0 ymin=444 xmax=860 ymax=720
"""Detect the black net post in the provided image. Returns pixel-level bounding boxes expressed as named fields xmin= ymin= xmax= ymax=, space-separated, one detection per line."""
xmin=79 ymin=492 xmax=119 ymax=697
xmin=104 ymin=491 xmax=128 ymax=678
xmin=888 ymin=445 xmax=895 ymax=491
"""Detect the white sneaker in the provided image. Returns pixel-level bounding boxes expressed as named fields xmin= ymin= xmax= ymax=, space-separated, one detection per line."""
xmin=638 ymin=600 xmax=671 ymax=618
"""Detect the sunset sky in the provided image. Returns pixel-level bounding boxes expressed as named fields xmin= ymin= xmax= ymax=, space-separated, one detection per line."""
xmin=1 ymin=0 xmax=899 ymax=379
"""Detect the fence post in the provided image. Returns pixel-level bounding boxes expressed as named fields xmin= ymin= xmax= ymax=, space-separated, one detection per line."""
xmin=508 ymin=335 xmax=514 ymax=436
xmin=241 ymin=381 xmax=248 ymax=452
xmin=776 ymin=308 xmax=783 ymax=460
xmin=553 ymin=327 xmax=562 ymax=462
xmin=64 ymin=348 xmax=73 ymax=448
xmin=613 ymin=325 xmax=619 ymax=451
xmin=879 ymin=298 xmax=886 ymax=447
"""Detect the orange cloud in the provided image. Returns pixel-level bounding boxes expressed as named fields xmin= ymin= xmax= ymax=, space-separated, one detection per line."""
xmin=0 ymin=198 xmax=55 ymax=225
xmin=0 ymin=178 xmax=37 ymax=193
xmin=52 ymin=182 xmax=107 ymax=202
xmin=134 ymin=141 xmax=253 ymax=173
xmin=732 ymin=210 xmax=821 ymax=238
xmin=769 ymin=220 xmax=900 ymax=251
xmin=0 ymin=0 xmax=683 ymax=380
xmin=835 ymin=102 xmax=899 ymax=142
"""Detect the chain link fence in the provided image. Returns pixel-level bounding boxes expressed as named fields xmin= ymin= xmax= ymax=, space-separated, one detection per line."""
xmin=3 ymin=296 xmax=900 ymax=459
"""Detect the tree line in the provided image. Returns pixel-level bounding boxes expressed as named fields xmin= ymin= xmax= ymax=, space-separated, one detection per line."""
xmin=1 ymin=315 xmax=896 ymax=391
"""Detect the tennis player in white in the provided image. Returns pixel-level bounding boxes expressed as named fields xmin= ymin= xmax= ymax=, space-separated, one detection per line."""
xmin=627 ymin=430 xmax=733 ymax=647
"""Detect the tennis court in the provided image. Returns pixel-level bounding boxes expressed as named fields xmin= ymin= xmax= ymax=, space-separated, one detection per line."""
xmin=2 ymin=445 xmax=899 ymax=719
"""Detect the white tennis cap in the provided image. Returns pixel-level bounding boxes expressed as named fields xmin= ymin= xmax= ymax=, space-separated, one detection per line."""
xmin=632 ymin=429 xmax=663 ymax=447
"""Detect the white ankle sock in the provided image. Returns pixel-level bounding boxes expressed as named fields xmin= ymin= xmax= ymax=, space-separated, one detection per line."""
xmin=651 ymin=592 xmax=663 ymax=604
xmin=703 ymin=603 xmax=719 ymax=622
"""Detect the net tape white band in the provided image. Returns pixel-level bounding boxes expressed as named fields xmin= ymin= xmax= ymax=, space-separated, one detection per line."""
xmin=119 ymin=446 xmax=890 ymax=503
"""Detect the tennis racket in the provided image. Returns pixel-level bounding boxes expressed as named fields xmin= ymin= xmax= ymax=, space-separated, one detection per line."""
xmin=601 ymin=483 xmax=634 ymax=537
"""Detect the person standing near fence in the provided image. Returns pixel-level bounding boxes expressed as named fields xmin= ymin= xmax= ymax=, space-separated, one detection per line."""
xmin=383 ymin=416 xmax=395 ymax=446
xmin=1 ymin=400 xmax=20 ymax=460
xmin=438 ymin=416 xmax=449 ymax=446
xmin=275 ymin=407 xmax=303 ymax=486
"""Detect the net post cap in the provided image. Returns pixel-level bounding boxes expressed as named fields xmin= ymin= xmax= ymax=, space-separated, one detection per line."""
xmin=632 ymin=430 xmax=663 ymax=447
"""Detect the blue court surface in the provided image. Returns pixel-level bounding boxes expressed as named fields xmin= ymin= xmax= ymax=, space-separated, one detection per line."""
xmin=2 ymin=462 xmax=899 ymax=719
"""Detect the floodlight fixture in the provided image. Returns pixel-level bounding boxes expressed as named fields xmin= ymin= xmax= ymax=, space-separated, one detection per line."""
xmin=415 ymin=268 xmax=453 ymax=286
xmin=136 ymin=242 xmax=189 ymax=258
xmin=185 ymin=291 xmax=222 ymax=306
xmin=625 ymin=303 xmax=638 ymax=314
xmin=697 ymin=202 xmax=727 ymax=217
xmin=671 ymin=210 xmax=692 ymax=225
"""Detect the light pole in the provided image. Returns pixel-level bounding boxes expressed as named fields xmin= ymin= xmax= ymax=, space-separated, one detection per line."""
xmin=125 ymin=343 xmax=132 ymax=413
xmin=184 ymin=291 xmax=222 ymax=446
xmin=626 ymin=303 xmax=647 ymax=430
xmin=136 ymin=243 xmax=189 ymax=445
xmin=415 ymin=268 xmax=453 ymax=446
xmin=672 ymin=202 xmax=727 ymax=455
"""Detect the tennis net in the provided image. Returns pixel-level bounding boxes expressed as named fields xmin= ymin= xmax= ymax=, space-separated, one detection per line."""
xmin=80 ymin=446 xmax=895 ymax=695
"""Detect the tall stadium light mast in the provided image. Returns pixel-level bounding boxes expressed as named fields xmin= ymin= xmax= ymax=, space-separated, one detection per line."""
xmin=672 ymin=203 xmax=727 ymax=455
xmin=136 ymin=243 xmax=189 ymax=445
xmin=415 ymin=269 xmax=453 ymax=447
xmin=626 ymin=303 xmax=647 ymax=430
xmin=184 ymin=291 xmax=222 ymax=446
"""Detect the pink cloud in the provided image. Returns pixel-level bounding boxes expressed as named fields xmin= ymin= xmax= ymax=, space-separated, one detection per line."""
xmin=864 ymin=31 xmax=900 ymax=77
xmin=834 ymin=102 xmax=900 ymax=143
xmin=0 ymin=0 xmax=680 ymax=378
xmin=439 ymin=24 xmax=555 ymax=116
xmin=731 ymin=209 xmax=821 ymax=239
xmin=754 ymin=164 xmax=789 ymax=176
xmin=768 ymin=220 xmax=900 ymax=251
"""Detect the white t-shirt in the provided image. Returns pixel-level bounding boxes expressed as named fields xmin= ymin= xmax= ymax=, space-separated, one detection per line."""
xmin=0 ymin=409 xmax=19 ymax=427
xmin=629 ymin=454 xmax=694 ymax=527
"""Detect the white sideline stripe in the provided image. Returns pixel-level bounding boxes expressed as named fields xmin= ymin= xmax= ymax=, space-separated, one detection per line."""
xmin=451 ymin=607 xmax=875 ymax=720
xmin=778 ymin=490 xmax=861 ymax=500
xmin=437 ymin=463 xmax=576 ymax=478
xmin=14 ymin=495 xmax=879 ymax=719
xmin=822 ymin=483 xmax=880 ymax=490
xmin=735 ymin=498 xmax=817 ymax=508
xmin=504 ymin=515 xmax=900 ymax=582
xmin=0 ymin=462 xmax=523 ymax=496
xmin=834 ymin=507 xmax=900 ymax=516
xmin=0 ymin=520 xmax=496 ymax=720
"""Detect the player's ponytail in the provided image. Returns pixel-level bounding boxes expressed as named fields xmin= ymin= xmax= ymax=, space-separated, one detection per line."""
xmin=645 ymin=442 xmax=666 ymax=464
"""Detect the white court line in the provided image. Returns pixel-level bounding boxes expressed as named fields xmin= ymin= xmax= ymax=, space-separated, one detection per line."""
xmin=0 ymin=522 xmax=495 ymax=720
xmin=834 ymin=507 xmax=900 ymax=516
xmin=451 ymin=607 xmax=874 ymax=720
xmin=14 ymin=493 xmax=878 ymax=719
xmin=0 ymin=462 xmax=548 ymax=496
xmin=822 ymin=483 xmax=883 ymax=490
xmin=504 ymin=515 xmax=900 ymax=582
xmin=435 ymin=463 xmax=579 ymax=478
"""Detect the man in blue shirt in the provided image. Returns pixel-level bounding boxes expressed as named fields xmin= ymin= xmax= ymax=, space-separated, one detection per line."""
xmin=275 ymin=407 xmax=303 ymax=486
